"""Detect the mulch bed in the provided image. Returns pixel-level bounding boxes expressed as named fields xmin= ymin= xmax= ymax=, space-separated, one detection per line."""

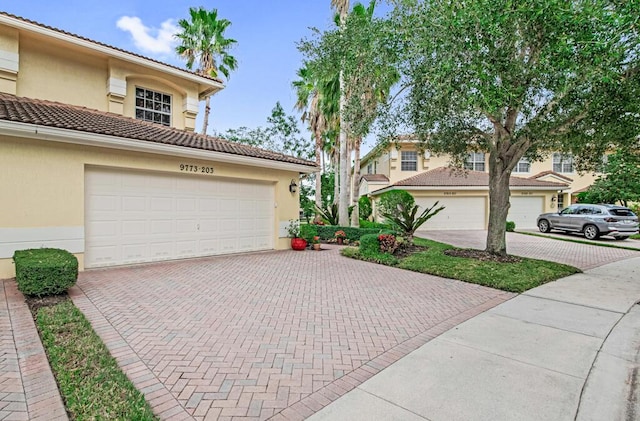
xmin=25 ymin=293 xmax=69 ymax=318
xmin=394 ymin=244 xmax=429 ymax=259
xmin=444 ymin=248 xmax=522 ymax=263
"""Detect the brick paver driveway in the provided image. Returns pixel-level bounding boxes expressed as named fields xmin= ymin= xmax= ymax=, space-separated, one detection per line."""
xmin=71 ymin=246 xmax=513 ymax=421
xmin=417 ymin=230 xmax=639 ymax=270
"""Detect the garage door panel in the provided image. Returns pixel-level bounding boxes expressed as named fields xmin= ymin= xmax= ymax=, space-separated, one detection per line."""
xmin=85 ymin=168 xmax=275 ymax=268
xmin=414 ymin=196 xmax=486 ymax=230
xmin=508 ymin=197 xmax=543 ymax=229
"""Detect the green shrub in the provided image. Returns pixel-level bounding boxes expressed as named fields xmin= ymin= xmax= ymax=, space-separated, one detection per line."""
xmin=13 ymin=248 xmax=78 ymax=297
xmin=300 ymin=224 xmax=318 ymax=243
xmin=506 ymin=221 xmax=516 ymax=232
xmin=358 ymin=196 xmax=372 ymax=220
xmin=378 ymin=190 xmax=415 ymax=220
xmin=359 ymin=220 xmax=392 ymax=230
xmin=316 ymin=225 xmax=393 ymax=241
xmin=359 ymin=234 xmax=380 ymax=255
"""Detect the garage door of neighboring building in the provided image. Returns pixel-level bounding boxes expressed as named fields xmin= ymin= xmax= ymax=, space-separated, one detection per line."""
xmin=85 ymin=167 xmax=274 ymax=268
xmin=413 ymin=196 xmax=486 ymax=230
xmin=508 ymin=196 xmax=544 ymax=229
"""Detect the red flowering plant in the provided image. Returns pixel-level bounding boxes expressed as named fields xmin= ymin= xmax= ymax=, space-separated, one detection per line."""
xmin=378 ymin=234 xmax=399 ymax=254
xmin=312 ymin=235 xmax=320 ymax=244
xmin=334 ymin=230 xmax=347 ymax=239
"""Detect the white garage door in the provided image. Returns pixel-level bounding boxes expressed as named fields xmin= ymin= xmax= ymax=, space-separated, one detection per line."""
xmin=85 ymin=167 xmax=274 ymax=268
xmin=508 ymin=196 xmax=544 ymax=229
xmin=413 ymin=196 xmax=486 ymax=230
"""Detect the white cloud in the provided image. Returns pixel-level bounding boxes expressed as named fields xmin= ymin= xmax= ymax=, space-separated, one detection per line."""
xmin=116 ymin=16 xmax=178 ymax=55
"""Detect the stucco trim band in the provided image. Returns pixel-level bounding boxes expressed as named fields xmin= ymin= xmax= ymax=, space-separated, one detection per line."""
xmin=0 ymin=226 xmax=84 ymax=258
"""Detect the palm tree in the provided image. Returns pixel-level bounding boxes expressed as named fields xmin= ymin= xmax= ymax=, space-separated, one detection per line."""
xmin=175 ymin=7 xmax=238 ymax=134
xmin=331 ymin=0 xmax=350 ymax=226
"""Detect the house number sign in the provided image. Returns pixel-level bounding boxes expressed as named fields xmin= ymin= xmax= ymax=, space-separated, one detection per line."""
xmin=179 ymin=164 xmax=214 ymax=174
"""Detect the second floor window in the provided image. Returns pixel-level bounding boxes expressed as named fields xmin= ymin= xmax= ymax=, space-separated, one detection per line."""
xmin=464 ymin=152 xmax=485 ymax=171
xmin=401 ymin=151 xmax=417 ymax=171
xmin=135 ymin=87 xmax=171 ymax=126
xmin=553 ymin=153 xmax=574 ymax=173
xmin=513 ymin=157 xmax=531 ymax=173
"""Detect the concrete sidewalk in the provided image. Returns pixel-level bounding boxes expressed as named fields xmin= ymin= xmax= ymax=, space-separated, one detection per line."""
xmin=309 ymin=257 xmax=640 ymax=421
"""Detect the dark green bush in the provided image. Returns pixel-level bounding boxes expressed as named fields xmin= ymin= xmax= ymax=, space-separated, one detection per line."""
xmin=359 ymin=220 xmax=392 ymax=230
xmin=13 ymin=248 xmax=78 ymax=297
xmin=358 ymin=196 xmax=372 ymax=220
xmin=378 ymin=190 xmax=415 ymax=220
xmin=316 ymin=225 xmax=392 ymax=241
xmin=506 ymin=221 xmax=516 ymax=232
xmin=359 ymin=234 xmax=380 ymax=255
xmin=300 ymin=224 xmax=318 ymax=243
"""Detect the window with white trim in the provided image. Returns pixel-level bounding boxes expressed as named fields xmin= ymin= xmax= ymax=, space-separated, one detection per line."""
xmin=401 ymin=151 xmax=417 ymax=171
xmin=464 ymin=152 xmax=485 ymax=171
xmin=135 ymin=87 xmax=171 ymax=126
xmin=513 ymin=157 xmax=531 ymax=173
xmin=552 ymin=153 xmax=574 ymax=173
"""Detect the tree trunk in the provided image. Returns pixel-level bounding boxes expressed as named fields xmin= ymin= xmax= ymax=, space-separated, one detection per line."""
xmin=486 ymin=153 xmax=512 ymax=256
xmin=314 ymin=130 xmax=323 ymax=213
xmin=333 ymin=152 xmax=339 ymax=207
xmin=350 ymin=136 xmax=362 ymax=227
xmin=338 ymin=69 xmax=349 ymax=226
xmin=201 ymin=95 xmax=211 ymax=135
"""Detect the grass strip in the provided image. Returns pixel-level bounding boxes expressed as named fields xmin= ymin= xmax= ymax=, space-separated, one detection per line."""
xmin=36 ymin=299 xmax=157 ymax=420
xmin=631 ymin=234 xmax=640 ymax=240
xmin=515 ymin=230 xmax=640 ymax=251
xmin=342 ymin=237 xmax=580 ymax=293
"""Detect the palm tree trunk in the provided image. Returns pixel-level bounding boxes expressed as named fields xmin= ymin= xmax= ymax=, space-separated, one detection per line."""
xmin=202 ymin=95 xmax=211 ymax=135
xmin=314 ymin=130 xmax=323 ymax=213
xmin=350 ymin=136 xmax=361 ymax=227
xmin=336 ymin=0 xmax=350 ymax=227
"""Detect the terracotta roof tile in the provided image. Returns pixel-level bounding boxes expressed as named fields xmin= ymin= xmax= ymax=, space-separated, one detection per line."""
xmin=0 ymin=11 xmax=222 ymax=84
xmin=529 ymin=170 xmax=574 ymax=182
xmin=0 ymin=93 xmax=317 ymax=168
xmin=360 ymin=174 xmax=389 ymax=182
xmin=392 ymin=167 xmax=568 ymax=188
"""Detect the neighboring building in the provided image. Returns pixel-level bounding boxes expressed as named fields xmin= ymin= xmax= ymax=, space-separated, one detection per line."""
xmin=358 ymin=138 xmax=600 ymax=230
xmin=0 ymin=12 xmax=316 ymax=278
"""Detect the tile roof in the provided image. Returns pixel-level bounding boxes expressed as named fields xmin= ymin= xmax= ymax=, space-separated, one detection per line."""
xmin=0 ymin=93 xmax=317 ymax=168
xmin=360 ymin=174 xmax=389 ymax=182
xmin=391 ymin=167 xmax=569 ymax=188
xmin=529 ymin=170 xmax=574 ymax=182
xmin=0 ymin=11 xmax=221 ymax=84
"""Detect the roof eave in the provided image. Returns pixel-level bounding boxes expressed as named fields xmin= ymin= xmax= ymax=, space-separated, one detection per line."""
xmin=0 ymin=120 xmax=317 ymax=174
xmin=371 ymin=184 xmax=567 ymax=196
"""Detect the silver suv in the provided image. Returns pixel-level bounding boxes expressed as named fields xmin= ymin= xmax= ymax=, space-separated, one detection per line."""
xmin=537 ymin=204 xmax=639 ymax=240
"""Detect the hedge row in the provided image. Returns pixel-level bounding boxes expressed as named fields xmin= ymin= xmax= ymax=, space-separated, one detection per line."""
xmin=13 ymin=248 xmax=78 ymax=297
xmin=315 ymin=225 xmax=394 ymax=241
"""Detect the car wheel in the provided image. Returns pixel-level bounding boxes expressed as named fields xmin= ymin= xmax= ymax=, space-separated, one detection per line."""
xmin=538 ymin=219 xmax=551 ymax=233
xmin=583 ymin=224 xmax=600 ymax=240
xmin=614 ymin=236 xmax=629 ymax=241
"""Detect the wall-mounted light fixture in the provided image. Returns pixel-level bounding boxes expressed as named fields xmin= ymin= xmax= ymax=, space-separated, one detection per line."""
xmin=551 ymin=196 xmax=557 ymax=203
xmin=289 ymin=179 xmax=298 ymax=194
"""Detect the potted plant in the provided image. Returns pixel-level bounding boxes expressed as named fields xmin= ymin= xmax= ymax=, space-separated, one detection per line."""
xmin=287 ymin=220 xmax=307 ymax=251
xmin=335 ymin=230 xmax=347 ymax=245
xmin=312 ymin=236 xmax=321 ymax=250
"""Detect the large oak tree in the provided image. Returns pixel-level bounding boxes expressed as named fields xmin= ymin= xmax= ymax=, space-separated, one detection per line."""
xmin=389 ymin=0 xmax=640 ymax=255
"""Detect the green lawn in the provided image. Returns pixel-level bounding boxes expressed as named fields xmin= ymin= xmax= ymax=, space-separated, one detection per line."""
xmin=36 ymin=300 xmax=158 ymax=420
xmin=342 ymin=237 xmax=580 ymax=293
xmin=631 ymin=234 xmax=640 ymax=240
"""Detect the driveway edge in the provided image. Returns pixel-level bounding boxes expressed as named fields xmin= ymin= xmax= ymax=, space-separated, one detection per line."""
xmin=69 ymin=285 xmax=194 ymax=421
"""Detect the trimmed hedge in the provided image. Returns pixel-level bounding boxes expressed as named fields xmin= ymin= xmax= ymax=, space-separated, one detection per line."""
xmin=359 ymin=220 xmax=393 ymax=230
xmin=316 ymin=225 xmax=394 ymax=241
xmin=13 ymin=248 xmax=78 ymax=297
xmin=359 ymin=234 xmax=380 ymax=255
xmin=506 ymin=221 xmax=516 ymax=232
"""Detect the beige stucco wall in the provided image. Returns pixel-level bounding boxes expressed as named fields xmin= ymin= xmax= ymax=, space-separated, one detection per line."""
xmin=0 ymin=135 xmax=301 ymax=279
xmin=4 ymin=31 xmax=202 ymax=131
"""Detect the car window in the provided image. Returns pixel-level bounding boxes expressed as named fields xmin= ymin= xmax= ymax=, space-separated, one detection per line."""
xmin=590 ymin=207 xmax=603 ymax=215
xmin=560 ymin=207 xmax=575 ymax=215
xmin=609 ymin=208 xmax=635 ymax=217
xmin=577 ymin=206 xmax=592 ymax=215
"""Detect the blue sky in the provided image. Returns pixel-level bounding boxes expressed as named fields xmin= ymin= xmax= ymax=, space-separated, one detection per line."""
xmin=3 ymin=1 xmax=388 ymax=153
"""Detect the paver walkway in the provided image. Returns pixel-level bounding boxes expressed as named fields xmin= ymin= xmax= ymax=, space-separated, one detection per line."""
xmin=417 ymin=230 xmax=639 ymax=269
xmin=0 ymin=280 xmax=67 ymax=421
xmin=71 ymin=246 xmax=513 ymax=420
